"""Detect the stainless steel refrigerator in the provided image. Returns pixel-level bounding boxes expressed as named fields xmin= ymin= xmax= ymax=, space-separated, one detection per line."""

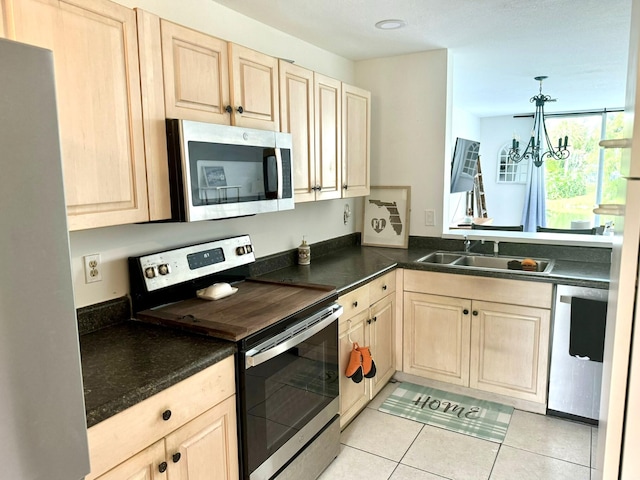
xmin=0 ymin=38 xmax=90 ymax=479
xmin=596 ymin=0 xmax=640 ymax=477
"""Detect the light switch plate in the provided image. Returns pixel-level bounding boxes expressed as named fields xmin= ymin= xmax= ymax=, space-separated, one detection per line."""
xmin=425 ymin=209 xmax=436 ymax=226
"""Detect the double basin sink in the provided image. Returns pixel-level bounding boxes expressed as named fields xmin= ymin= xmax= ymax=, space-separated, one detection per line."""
xmin=417 ymin=251 xmax=555 ymax=274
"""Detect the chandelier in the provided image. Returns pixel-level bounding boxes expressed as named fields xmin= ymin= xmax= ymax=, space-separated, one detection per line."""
xmin=508 ymin=76 xmax=570 ymax=168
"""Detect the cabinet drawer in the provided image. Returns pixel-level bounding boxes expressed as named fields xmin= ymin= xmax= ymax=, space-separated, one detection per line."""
xmin=86 ymin=355 xmax=235 ymax=480
xmin=369 ymin=270 xmax=396 ymax=305
xmin=404 ymin=270 xmax=552 ymax=309
xmin=339 ymin=284 xmax=370 ymax=320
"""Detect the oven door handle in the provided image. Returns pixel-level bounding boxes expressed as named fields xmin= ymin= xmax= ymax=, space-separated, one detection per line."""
xmin=245 ymin=305 xmax=343 ymax=369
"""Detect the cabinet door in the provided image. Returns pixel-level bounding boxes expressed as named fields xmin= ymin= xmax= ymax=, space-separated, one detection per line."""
xmin=314 ymin=73 xmax=342 ymax=200
xmin=95 ymin=440 xmax=166 ymax=480
xmin=229 ymin=43 xmax=279 ymax=131
xmin=5 ymin=0 xmax=149 ymax=230
xmin=469 ymin=301 xmax=550 ymax=404
xmin=160 ymin=19 xmax=231 ymax=124
xmin=341 ymin=83 xmax=370 ymax=198
xmin=403 ymin=292 xmax=471 ymax=386
xmin=369 ymin=293 xmax=395 ymax=397
xmin=165 ymin=395 xmax=238 ymax=480
xmin=338 ymin=310 xmax=370 ymax=428
xmin=279 ymin=61 xmax=316 ymax=202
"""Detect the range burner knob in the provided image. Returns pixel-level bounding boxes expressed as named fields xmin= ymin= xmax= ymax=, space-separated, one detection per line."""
xmin=158 ymin=264 xmax=171 ymax=275
xmin=236 ymin=246 xmax=246 ymax=255
xmin=144 ymin=267 xmax=156 ymax=279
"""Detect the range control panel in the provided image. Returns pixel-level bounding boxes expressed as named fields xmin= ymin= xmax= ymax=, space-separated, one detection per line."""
xmin=133 ymin=234 xmax=255 ymax=292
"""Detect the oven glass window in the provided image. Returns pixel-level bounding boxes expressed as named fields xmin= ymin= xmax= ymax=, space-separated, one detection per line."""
xmin=244 ymin=320 xmax=338 ymax=475
xmin=187 ymin=141 xmax=291 ymax=206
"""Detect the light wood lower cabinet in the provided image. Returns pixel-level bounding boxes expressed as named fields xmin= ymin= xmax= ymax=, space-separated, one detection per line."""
xmin=338 ymin=271 xmax=397 ymax=427
xmin=469 ymin=300 xmax=550 ymax=403
xmin=403 ymin=270 xmax=551 ymax=405
xmin=163 ymin=396 xmax=238 ymax=480
xmin=87 ymin=356 xmax=237 ymax=480
xmin=94 ymin=441 xmax=166 ymax=480
xmin=403 ymin=292 xmax=471 ymax=386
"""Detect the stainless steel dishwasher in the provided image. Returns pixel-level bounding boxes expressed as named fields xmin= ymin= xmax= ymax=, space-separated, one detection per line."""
xmin=548 ymin=285 xmax=608 ymax=423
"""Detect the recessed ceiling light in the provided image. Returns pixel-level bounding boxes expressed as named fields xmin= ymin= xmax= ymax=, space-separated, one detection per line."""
xmin=375 ymin=19 xmax=407 ymax=30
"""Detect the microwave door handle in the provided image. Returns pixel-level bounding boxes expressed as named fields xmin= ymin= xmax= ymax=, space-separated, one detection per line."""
xmin=275 ymin=148 xmax=283 ymax=199
xmin=245 ymin=306 xmax=343 ymax=369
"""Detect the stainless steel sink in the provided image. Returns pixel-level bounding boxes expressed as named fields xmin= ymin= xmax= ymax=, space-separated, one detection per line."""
xmin=417 ymin=252 xmax=464 ymax=264
xmin=416 ymin=251 xmax=554 ymax=274
xmin=452 ymin=255 xmax=554 ymax=273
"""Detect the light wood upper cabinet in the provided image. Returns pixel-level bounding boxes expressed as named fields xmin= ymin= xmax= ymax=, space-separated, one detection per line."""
xmin=280 ymin=65 xmax=370 ymax=203
xmin=3 ymin=0 xmax=154 ymax=230
xmin=159 ymin=18 xmax=230 ymax=124
xmin=149 ymin=18 xmax=279 ymax=131
xmin=314 ymin=73 xmax=342 ymax=200
xmin=229 ymin=43 xmax=280 ymax=131
xmin=279 ymin=61 xmax=316 ymax=202
xmin=342 ymin=84 xmax=371 ymax=198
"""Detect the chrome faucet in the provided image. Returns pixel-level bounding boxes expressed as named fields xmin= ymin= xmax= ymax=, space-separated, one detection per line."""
xmin=464 ymin=236 xmax=471 ymax=253
xmin=493 ymin=241 xmax=500 ymax=256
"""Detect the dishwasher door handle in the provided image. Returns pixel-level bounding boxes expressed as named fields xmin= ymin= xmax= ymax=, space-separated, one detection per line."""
xmin=573 ymin=354 xmax=592 ymax=361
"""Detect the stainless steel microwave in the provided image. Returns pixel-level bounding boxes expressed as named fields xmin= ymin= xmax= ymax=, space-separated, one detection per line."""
xmin=166 ymin=119 xmax=294 ymax=222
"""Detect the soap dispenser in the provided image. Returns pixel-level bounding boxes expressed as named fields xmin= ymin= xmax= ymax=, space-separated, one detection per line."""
xmin=298 ymin=237 xmax=310 ymax=265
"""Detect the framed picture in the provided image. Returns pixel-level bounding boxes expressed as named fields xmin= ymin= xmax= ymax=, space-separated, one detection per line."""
xmin=202 ymin=166 xmax=227 ymax=187
xmin=362 ymin=186 xmax=411 ymax=248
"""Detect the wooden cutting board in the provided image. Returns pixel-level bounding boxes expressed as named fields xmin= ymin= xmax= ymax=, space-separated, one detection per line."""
xmin=136 ymin=279 xmax=336 ymax=342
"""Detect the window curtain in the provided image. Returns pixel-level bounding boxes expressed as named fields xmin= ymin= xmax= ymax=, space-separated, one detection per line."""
xmin=521 ymin=162 xmax=547 ymax=232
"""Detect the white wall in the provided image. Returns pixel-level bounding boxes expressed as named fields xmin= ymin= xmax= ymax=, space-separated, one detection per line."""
xmin=479 ymin=115 xmax=533 ymax=225
xmin=70 ymin=0 xmax=358 ymax=308
xmin=354 ymin=50 xmax=451 ymax=237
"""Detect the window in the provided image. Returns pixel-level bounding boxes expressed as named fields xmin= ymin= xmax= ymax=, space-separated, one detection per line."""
xmin=497 ymin=144 xmax=528 ymax=183
xmin=462 ymin=142 xmax=480 ymax=176
xmin=543 ymin=111 xmax=623 ymax=229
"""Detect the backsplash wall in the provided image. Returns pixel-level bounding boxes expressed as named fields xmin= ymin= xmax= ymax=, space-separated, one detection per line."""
xmin=70 ymin=198 xmax=360 ymax=308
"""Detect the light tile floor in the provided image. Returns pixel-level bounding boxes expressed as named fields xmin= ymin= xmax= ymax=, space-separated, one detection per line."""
xmin=319 ymin=382 xmax=598 ymax=480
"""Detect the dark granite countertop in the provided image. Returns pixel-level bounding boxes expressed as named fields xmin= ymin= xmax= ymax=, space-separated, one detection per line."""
xmin=79 ymin=236 xmax=610 ymax=428
xmin=80 ymin=320 xmax=235 ymax=428
xmin=257 ymin=245 xmax=611 ymax=292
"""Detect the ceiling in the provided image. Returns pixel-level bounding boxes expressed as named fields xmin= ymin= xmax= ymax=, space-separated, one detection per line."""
xmin=211 ymin=0 xmax=633 ymax=117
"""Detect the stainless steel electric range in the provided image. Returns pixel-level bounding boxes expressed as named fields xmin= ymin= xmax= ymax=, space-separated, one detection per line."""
xmin=129 ymin=235 xmax=342 ymax=480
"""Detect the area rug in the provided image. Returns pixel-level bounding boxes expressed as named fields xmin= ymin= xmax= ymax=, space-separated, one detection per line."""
xmin=378 ymin=382 xmax=513 ymax=443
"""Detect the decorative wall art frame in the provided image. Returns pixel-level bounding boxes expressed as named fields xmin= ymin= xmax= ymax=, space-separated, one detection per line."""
xmin=362 ymin=186 xmax=411 ymax=248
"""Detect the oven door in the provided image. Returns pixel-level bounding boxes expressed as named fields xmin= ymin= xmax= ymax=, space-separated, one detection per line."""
xmin=242 ymin=305 xmax=341 ymax=480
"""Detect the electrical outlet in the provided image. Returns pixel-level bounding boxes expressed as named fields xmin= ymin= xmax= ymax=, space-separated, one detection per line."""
xmin=425 ymin=209 xmax=436 ymax=226
xmin=83 ymin=254 xmax=102 ymax=283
